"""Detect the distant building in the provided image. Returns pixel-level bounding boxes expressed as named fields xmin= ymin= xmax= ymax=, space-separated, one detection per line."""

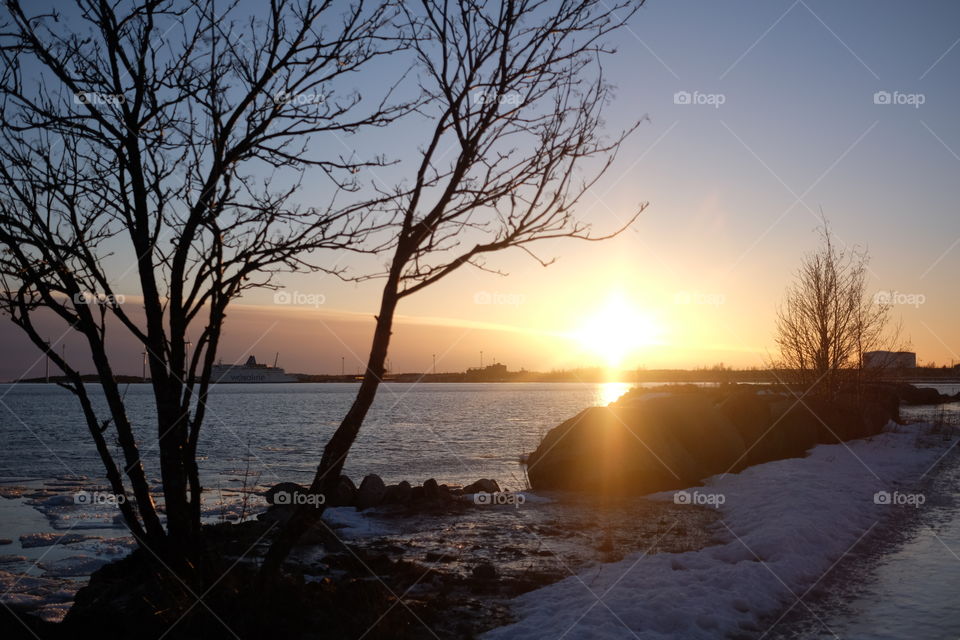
xmin=466 ymin=362 xmax=509 ymax=380
xmin=863 ymin=351 xmax=917 ymax=369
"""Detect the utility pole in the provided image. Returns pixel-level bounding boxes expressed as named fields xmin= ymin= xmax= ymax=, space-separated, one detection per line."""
xmin=480 ymin=350 xmax=484 ymax=368
xmin=433 ymin=354 xmax=436 ymax=374
xmin=341 ymin=356 xmax=344 ymax=376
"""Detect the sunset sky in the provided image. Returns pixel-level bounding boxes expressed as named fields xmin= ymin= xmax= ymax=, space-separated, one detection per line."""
xmin=3 ymin=0 xmax=960 ymax=380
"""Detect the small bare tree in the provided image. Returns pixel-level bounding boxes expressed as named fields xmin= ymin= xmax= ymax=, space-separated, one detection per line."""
xmin=774 ymin=221 xmax=896 ymax=396
xmin=261 ymin=0 xmax=647 ymax=577
xmin=0 ymin=0 xmax=402 ymax=578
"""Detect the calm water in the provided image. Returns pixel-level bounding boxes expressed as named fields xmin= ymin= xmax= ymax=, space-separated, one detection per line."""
xmin=0 ymin=381 xmax=635 ymax=491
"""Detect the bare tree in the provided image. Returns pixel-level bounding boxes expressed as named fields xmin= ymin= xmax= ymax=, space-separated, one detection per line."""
xmin=774 ymin=221 xmax=896 ymax=396
xmin=261 ymin=0 xmax=647 ymax=578
xmin=0 ymin=0 xmax=403 ymax=579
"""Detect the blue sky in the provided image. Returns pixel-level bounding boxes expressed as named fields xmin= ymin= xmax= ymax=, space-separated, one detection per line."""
xmin=3 ymin=0 xmax=959 ymax=378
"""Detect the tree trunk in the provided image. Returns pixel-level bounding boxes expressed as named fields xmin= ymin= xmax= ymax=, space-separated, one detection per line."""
xmin=258 ymin=269 xmax=401 ymax=581
xmin=157 ymin=397 xmax=199 ymax=570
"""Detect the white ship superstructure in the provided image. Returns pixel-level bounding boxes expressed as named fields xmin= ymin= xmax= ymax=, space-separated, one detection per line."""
xmin=210 ymin=355 xmax=296 ymax=383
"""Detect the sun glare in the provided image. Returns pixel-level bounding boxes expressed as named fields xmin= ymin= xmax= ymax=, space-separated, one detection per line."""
xmin=572 ymin=293 xmax=663 ymax=369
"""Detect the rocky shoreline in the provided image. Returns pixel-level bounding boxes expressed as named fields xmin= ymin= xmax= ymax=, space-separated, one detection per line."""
xmin=2 ymin=476 xmax=721 ymax=639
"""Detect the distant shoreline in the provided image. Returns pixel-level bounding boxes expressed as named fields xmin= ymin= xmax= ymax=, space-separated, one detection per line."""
xmin=9 ymin=371 xmax=960 ymax=386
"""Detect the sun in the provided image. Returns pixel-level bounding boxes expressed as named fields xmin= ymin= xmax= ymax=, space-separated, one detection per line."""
xmin=571 ymin=292 xmax=662 ymax=368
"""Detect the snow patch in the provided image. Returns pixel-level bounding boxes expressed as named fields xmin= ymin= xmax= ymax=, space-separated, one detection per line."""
xmin=484 ymin=425 xmax=953 ymax=639
xmin=322 ymin=506 xmax=394 ymax=538
xmin=19 ymin=532 xmax=92 ymax=548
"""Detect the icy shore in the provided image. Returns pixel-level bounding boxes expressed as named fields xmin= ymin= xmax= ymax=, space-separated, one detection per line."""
xmin=484 ymin=423 xmax=955 ymax=639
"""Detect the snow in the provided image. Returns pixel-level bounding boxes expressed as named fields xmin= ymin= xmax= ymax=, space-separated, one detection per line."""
xmin=19 ymin=532 xmax=92 ymax=548
xmin=322 ymin=506 xmax=394 ymax=538
xmin=39 ymin=555 xmax=111 ymax=577
xmin=0 ymin=569 xmax=76 ymax=622
xmin=484 ymin=424 xmax=954 ymax=640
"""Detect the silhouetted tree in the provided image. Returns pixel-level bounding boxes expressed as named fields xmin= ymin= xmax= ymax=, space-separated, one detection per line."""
xmin=0 ymin=0 xmax=402 ymax=580
xmin=774 ymin=222 xmax=897 ymax=396
xmin=261 ymin=0 xmax=647 ymax=578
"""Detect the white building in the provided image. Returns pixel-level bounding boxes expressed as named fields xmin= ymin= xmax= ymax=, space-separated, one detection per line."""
xmin=863 ymin=351 xmax=917 ymax=369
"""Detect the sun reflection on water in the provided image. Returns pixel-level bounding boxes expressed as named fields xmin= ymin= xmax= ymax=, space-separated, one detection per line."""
xmin=597 ymin=381 xmax=631 ymax=406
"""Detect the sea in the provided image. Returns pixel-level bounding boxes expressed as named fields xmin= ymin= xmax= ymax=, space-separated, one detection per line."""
xmin=0 ymin=381 xmax=639 ymax=490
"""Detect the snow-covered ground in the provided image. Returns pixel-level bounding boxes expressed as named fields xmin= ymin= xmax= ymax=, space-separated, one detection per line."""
xmin=484 ymin=423 xmax=955 ymax=640
xmin=0 ymin=478 xmax=268 ymax=622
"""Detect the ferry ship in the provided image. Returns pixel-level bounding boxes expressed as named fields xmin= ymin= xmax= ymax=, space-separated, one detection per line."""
xmin=210 ymin=354 xmax=296 ymax=383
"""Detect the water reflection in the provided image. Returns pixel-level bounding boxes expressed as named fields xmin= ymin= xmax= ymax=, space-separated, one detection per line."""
xmin=597 ymin=381 xmax=631 ymax=406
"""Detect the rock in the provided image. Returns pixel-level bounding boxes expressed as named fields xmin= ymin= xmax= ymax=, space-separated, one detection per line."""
xmin=355 ymin=474 xmax=386 ymax=510
xmin=471 ymin=562 xmax=497 ymax=580
xmin=257 ymin=504 xmax=296 ymax=525
xmin=382 ymin=481 xmax=415 ymax=505
xmin=410 ymin=485 xmax=425 ymax=502
xmin=422 ymin=478 xmax=442 ymax=502
xmin=329 ymin=475 xmax=357 ymax=507
xmin=382 ymin=484 xmax=401 ymax=504
xmin=0 ymin=539 xmax=11 ymax=546
xmin=895 ymin=383 xmax=947 ymax=405
xmin=263 ymin=481 xmax=306 ymax=506
xmin=525 ymin=404 xmax=700 ymax=494
xmin=525 ymin=387 xmax=899 ymax=495
xmin=462 ymin=479 xmax=501 ymax=494
xmin=645 ymin=395 xmax=746 ymax=478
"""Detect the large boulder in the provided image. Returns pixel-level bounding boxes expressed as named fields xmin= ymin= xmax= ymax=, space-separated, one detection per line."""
xmin=644 ymin=395 xmax=747 ymax=478
xmin=526 ymin=386 xmax=900 ymax=494
xmin=382 ymin=480 xmax=413 ymax=505
xmin=463 ymin=479 xmax=501 ymax=494
xmin=525 ymin=401 xmax=704 ymax=494
xmin=329 ymin=475 xmax=357 ymax=507
xmin=263 ymin=482 xmax=307 ymax=506
xmin=355 ymin=474 xmax=386 ymax=510
xmin=422 ymin=478 xmax=442 ymax=502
